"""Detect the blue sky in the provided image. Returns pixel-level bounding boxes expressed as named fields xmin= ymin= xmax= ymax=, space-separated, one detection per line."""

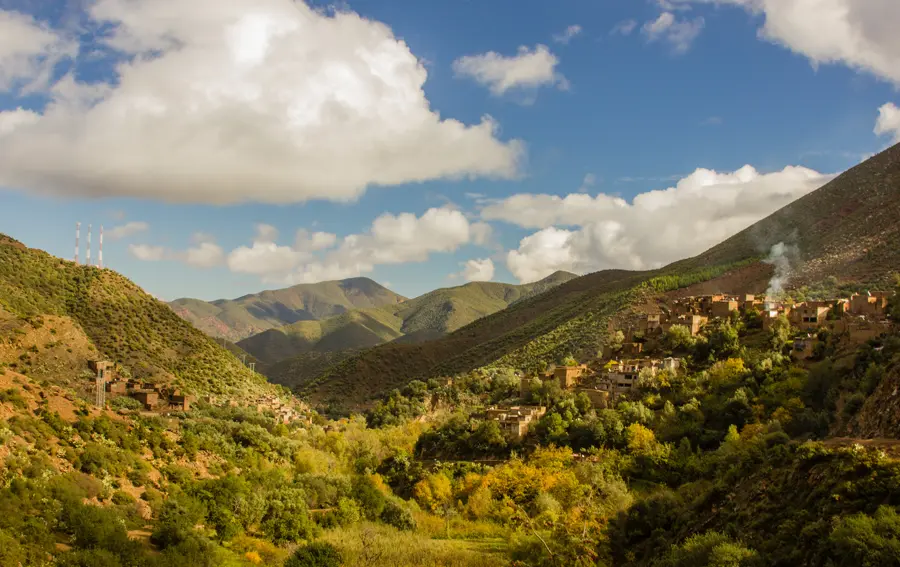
xmin=0 ymin=0 xmax=898 ymax=301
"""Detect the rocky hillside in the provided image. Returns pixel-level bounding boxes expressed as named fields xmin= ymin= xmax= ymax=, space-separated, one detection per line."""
xmin=170 ymin=277 xmax=406 ymax=341
xmin=696 ymin=141 xmax=900 ymax=285
xmin=298 ymin=142 xmax=900 ymax=408
xmin=0 ymin=235 xmax=274 ymax=401
xmin=237 ymin=271 xmax=578 ymax=365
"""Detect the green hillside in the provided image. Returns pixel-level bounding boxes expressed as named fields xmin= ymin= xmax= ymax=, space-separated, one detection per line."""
xmin=299 ymin=141 xmax=900 ymax=408
xmin=169 ymin=277 xmax=406 ymax=341
xmin=0 ymin=235 xmax=274 ymax=400
xmin=237 ymin=271 xmax=579 ymax=365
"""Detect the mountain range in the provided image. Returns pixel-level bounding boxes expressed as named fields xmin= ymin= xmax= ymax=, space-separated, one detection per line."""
xmin=169 ymin=277 xmax=406 ymax=341
xmin=234 ymin=271 xmax=578 ymax=365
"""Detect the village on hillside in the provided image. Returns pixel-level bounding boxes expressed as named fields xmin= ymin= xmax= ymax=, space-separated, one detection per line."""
xmin=83 ymin=360 xmax=310 ymax=424
xmin=483 ymin=291 xmax=895 ymax=440
xmin=78 ymin=289 xmax=896 ymax=440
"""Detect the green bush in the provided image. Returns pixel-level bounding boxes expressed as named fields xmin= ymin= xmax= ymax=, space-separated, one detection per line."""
xmin=284 ymin=542 xmax=342 ymax=567
xmin=151 ymin=497 xmax=207 ymax=549
xmin=110 ymin=397 xmax=143 ymax=411
xmin=111 ymin=491 xmax=136 ymax=506
xmin=0 ymin=388 xmax=27 ymax=409
xmin=830 ymin=506 xmax=900 ymax=566
xmin=380 ymin=499 xmax=416 ymax=531
xmin=659 ymin=531 xmax=760 ymax=567
xmin=260 ymin=488 xmax=316 ymax=544
xmin=64 ymin=502 xmax=141 ymax=558
xmin=351 ymin=475 xmax=386 ymax=520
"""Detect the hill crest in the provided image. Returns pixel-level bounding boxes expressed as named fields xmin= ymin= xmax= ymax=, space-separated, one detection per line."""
xmin=0 ymin=236 xmax=275 ymax=402
xmin=236 ymin=271 xmax=580 ymax=368
xmin=170 ymin=276 xmax=406 ymax=341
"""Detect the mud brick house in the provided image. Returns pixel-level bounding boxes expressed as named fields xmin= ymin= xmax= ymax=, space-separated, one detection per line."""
xmin=105 ymin=381 xmax=127 ymax=395
xmin=131 ymin=390 xmax=159 ymax=410
xmin=790 ymin=302 xmax=833 ymax=331
xmin=554 ymin=365 xmax=589 ymax=389
xmin=597 ymin=358 xmax=682 ymax=396
xmin=849 ymin=292 xmax=891 ymax=317
xmin=645 ymin=314 xmax=662 ymax=333
xmin=574 ymin=387 xmax=611 ymax=409
xmin=484 ymin=406 xmax=547 ymax=440
xmin=792 ymin=334 xmax=818 ymax=360
xmin=660 ymin=314 xmax=708 ymax=336
xmin=168 ymin=393 xmax=193 ymax=411
xmin=710 ymin=299 xmax=739 ymax=318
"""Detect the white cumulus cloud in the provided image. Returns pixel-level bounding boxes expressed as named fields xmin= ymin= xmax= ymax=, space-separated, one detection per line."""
xmin=875 ymin=103 xmax=900 ymax=143
xmin=507 ymin=228 xmax=579 ymax=284
xmin=106 ymin=221 xmax=149 ymax=240
xmin=0 ymin=11 xmax=76 ymax=91
xmin=452 ymin=44 xmax=567 ymax=97
xmin=459 ymin=258 xmax=495 ymax=282
xmin=642 ymin=12 xmax=705 ymax=54
xmin=228 ymin=224 xmax=305 ymax=278
xmin=130 ymin=233 xmax=225 ymax=267
xmin=0 ymin=0 xmax=522 ymax=204
xmin=498 ymin=164 xmax=834 ymax=282
xmin=222 ymin=207 xmax=487 ymax=284
xmin=129 ymin=244 xmax=166 ymax=262
xmin=183 ymin=242 xmax=225 ymax=268
xmin=673 ymin=0 xmax=900 ymax=85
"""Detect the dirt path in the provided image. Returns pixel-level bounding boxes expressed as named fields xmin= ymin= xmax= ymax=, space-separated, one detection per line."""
xmin=822 ymin=437 xmax=900 ymax=457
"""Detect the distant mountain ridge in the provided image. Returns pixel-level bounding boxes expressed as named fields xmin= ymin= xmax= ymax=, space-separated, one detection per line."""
xmin=296 ymin=141 xmax=900 ymax=408
xmin=169 ymin=277 xmax=406 ymax=341
xmin=236 ymin=271 xmax=579 ymax=367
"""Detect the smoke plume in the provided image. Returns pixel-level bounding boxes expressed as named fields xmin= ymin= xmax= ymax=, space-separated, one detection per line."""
xmin=764 ymin=241 xmax=795 ymax=300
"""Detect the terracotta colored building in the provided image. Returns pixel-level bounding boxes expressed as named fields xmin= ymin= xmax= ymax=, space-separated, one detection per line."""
xmin=554 ymin=365 xmax=588 ymax=389
xmin=485 ymin=406 xmax=547 ymax=440
xmin=790 ymin=302 xmax=832 ymax=331
xmin=849 ymin=292 xmax=891 ymax=317
xmin=131 ymin=390 xmax=159 ymax=410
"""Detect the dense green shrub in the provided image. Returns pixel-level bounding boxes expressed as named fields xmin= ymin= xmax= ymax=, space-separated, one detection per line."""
xmin=110 ymin=396 xmax=143 ymax=411
xmin=284 ymin=542 xmax=342 ymax=567
xmin=260 ymin=488 xmax=316 ymax=544
xmin=151 ymin=497 xmax=207 ymax=549
xmin=380 ymin=499 xmax=416 ymax=531
xmin=829 ymin=506 xmax=900 ymax=567
xmin=658 ymin=531 xmax=760 ymax=567
xmin=351 ymin=475 xmax=386 ymax=520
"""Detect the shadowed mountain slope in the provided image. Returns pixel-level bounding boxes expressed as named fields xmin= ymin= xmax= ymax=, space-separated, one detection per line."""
xmin=297 ymin=142 xmax=900 ymax=408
